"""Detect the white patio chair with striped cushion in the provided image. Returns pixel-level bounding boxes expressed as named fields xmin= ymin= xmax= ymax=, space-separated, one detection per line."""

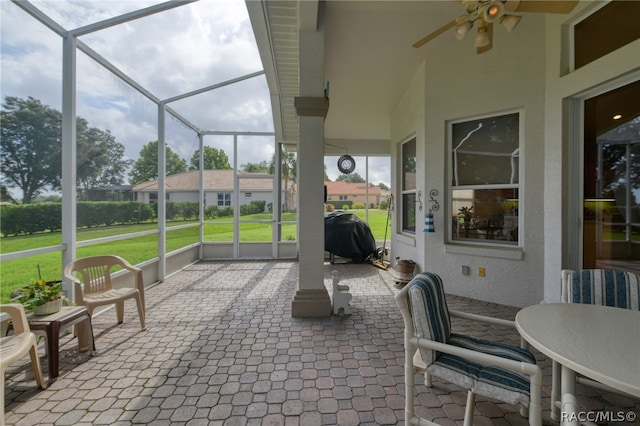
xmin=549 ymin=268 xmax=640 ymax=420
xmin=395 ymin=272 xmax=542 ymax=426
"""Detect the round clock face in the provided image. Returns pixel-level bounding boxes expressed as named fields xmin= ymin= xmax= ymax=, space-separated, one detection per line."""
xmin=338 ymin=155 xmax=356 ymax=174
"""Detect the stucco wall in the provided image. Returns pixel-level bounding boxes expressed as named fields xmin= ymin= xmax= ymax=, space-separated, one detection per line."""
xmin=391 ymin=15 xmax=548 ymax=307
xmin=391 ymin=6 xmax=640 ymax=307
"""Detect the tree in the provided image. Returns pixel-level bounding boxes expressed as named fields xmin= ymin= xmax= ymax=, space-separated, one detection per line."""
xmin=1 ymin=96 xmax=133 ymax=203
xmin=0 ymin=185 xmax=17 ymax=203
xmin=1 ymin=96 xmax=62 ymax=203
xmin=275 ymin=151 xmax=297 ymax=212
xmin=242 ymin=160 xmax=270 ymax=173
xmin=189 ymin=146 xmax=231 ymax=170
xmin=377 ymin=182 xmax=389 ymax=190
xmin=76 ymin=118 xmax=132 ymax=199
xmin=130 ymin=141 xmax=187 ymax=184
xmin=336 ymin=172 xmax=365 ymax=183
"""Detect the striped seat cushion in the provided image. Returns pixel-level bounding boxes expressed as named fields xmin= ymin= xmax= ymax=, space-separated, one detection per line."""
xmin=428 ymin=333 xmax=535 ymax=406
xmin=407 ymin=272 xmax=451 ymax=365
xmin=568 ymin=269 xmax=640 ymax=310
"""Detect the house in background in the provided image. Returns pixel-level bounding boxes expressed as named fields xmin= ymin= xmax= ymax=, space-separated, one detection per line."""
xmin=87 ymin=185 xmax=134 ymax=202
xmin=133 ymin=170 xmax=296 ymax=212
xmin=325 ymin=181 xmax=385 ymax=208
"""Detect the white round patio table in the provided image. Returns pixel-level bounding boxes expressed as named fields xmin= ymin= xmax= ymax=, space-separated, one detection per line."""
xmin=515 ymin=303 xmax=640 ymax=425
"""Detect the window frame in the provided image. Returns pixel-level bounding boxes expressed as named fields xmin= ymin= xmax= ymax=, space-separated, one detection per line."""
xmin=400 ymin=137 xmax=417 ymax=235
xmin=448 ymin=111 xmax=523 ymax=247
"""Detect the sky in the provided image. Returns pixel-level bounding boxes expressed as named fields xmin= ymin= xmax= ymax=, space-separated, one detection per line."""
xmin=0 ymin=0 xmax=391 ymax=199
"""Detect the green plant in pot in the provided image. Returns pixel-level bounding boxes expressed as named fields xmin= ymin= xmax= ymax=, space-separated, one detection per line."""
xmin=458 ymin=206 xmax=473 ymax=221
xmin=12 ymin=273 xmax=73 ymax=315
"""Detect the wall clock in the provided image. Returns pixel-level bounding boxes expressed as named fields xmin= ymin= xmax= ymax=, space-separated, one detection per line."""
xmin=337 ymin=155 xmax=356 ymax=174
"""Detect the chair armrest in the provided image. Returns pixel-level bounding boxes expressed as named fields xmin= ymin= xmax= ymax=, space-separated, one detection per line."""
xmin=449 ymin=309 xmax=529 ymax=350
xmin=449 ymin=309 xmax=516 ymax=329
xmin=0 ymin=304 xmax=31 ymax=333
xmin=73 ymin=280 xmax=85 ymax=305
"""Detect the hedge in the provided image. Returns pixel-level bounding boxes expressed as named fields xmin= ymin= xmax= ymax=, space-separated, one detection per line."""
xmin=0 ymin=200 xmax=274 ymax=236
xmin=0 ymin=202 xmax=155 ymax=236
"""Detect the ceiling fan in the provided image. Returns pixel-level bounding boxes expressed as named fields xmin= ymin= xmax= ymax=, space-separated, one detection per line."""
xmin=413 ymin=0 xmax=579 ymax=54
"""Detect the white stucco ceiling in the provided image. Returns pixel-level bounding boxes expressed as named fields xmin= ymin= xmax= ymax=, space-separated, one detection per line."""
xmin=323 ymin=1 xmax=461 ymax=142
xmin=248 ymin=0 xmax=466 ymax=147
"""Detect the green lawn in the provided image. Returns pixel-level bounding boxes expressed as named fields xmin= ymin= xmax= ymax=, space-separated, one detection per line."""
xmin=0 ymin=209 xmax=390 ymax=302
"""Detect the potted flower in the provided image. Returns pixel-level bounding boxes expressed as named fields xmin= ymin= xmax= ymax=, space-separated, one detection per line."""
xmin=13 ymin=279 xmax=72 ymax=316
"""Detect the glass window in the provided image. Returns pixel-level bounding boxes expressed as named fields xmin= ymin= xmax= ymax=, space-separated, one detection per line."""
xmin=574 ymin=1 xmax=640 ymax=70
xmin=582 ymin=80 xmax=640 ymax=270
xmin=450 ymin=113 xmax=520 ymax=245
xmin=401 ymin=138 xmax=416 ymax=233
xmin=217 ymin=192 xmax=231 ymax=207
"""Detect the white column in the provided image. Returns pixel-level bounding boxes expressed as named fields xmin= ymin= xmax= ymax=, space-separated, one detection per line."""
xmin=291 ymin=30 xmax=331 ymax=317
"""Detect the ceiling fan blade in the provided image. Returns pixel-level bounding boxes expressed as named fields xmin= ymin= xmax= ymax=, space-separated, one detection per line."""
xmin=516 ymin=0 xmax=579 ymax=14
xmin=413 ymin=19 xmax=457 ymax=48
xmin=476 ymin=22 xmax=493 ymax=54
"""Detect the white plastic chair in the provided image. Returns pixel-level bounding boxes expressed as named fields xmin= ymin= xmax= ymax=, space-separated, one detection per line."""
xmin=395 ymin=272 xmax=542 ymax=426
xmin=1 ymin=304 xmax=46 ymax=421
xmin=64 ymin=255 xmax=146 ymax=330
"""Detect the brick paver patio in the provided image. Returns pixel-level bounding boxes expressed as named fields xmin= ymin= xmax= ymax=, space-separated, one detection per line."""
xmin=3 ymin=260 xmax=639 ymax=425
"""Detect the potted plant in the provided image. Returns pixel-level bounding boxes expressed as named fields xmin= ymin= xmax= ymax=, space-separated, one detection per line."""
xmin=458 ymin=206 xmax=473 ymax=238
xmin=13 ymin=277 xmax=72 ymax=316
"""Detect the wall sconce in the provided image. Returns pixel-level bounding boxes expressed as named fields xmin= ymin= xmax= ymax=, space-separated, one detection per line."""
xmin=424 ymin=189 xmax=439 ymax=233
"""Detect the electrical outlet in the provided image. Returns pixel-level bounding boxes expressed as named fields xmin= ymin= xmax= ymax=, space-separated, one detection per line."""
xmin=478 ymin=267 xmax=486 ymax=277
xmin=462 ymin=265 xmax=470 ymax=276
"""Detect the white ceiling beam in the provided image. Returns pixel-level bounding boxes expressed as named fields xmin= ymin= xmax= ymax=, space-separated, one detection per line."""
xmin=69 ymin=0 xmax=199 ymax=37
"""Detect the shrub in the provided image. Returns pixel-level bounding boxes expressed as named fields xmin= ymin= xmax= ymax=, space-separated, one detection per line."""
xmin=0 ymin=201 xmax=156 ymax=236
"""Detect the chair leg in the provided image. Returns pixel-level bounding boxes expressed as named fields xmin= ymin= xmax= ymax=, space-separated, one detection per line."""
xmin=1 ymin=370 xmax=5 ymax=423
xmin=405 ymin=344 xmax=416 ymax=423
xmin=134 ymin=295 xmax=146 ymax=331
xmin=424 ymin=372 xmax=433 ymax=387
xmin=463 ymin=391 xmax=475 ymax=426
xmin=28 ymin=344 xmax=46 ymax=389
xmin=115 ymin=301 xmax=125 ymax=324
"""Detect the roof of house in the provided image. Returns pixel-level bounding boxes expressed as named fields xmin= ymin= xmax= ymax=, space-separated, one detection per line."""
xmin=325 ymin=181 xmax=382 ymax=196
xmin=133 ymin=170 xmax=277 ymax=192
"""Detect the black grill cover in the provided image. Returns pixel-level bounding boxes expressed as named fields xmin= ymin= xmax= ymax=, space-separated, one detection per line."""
xmin=324 ymin=211 xmax=376 ymax=263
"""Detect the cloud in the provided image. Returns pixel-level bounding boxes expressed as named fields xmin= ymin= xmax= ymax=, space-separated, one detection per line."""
xmin=1 ymin=0 xmax=391 ymax=193
xmin=1 ymin=0 xmax=273 ymax=173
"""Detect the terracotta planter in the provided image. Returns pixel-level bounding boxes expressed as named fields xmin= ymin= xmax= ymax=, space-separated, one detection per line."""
xmin=33 ymin=298 xmax=62 ymax=316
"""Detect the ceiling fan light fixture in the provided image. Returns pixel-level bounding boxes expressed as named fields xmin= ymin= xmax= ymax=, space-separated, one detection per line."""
xmin=455 ymin=21 xmax=473 ymax=40
xmin=483 ymin=1 xmax=505 ymax=23
xmin=500 ymin=14 xmax=521 ymax=32
xmin=473 ymin=25 xmax=491 ymax=48
xmin=463 ymin=0 xmax=480 ymax=14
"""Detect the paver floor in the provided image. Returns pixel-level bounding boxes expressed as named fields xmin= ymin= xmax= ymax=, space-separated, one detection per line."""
xmin=3 ymin=260 xmax=639 ymax=425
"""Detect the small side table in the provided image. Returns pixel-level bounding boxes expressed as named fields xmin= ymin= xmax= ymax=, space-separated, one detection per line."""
xmin=28 ymin=306 xmax=95 ymax=380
